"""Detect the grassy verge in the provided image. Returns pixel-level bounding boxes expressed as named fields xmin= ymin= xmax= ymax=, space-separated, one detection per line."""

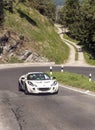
xmin=84 ymin=52 xmax=95 ymax=65
xmin=51 ymin=72 xmax=95 ymax=92
xmin=7 ymin=56 xmax=23 ymax=63
xmin=63 ymin=34 xmax=78 ymax=60
xmin=63 ymin=34 xmax=79 ymax=44
xmin=63 ymin=34 xmax=95 ymax=65
xmin=71 ymin=43 xmax=78 ymax=61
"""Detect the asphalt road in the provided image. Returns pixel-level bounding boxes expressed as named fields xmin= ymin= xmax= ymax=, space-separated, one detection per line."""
xmin=0 ymin=66 xmax=95 ymax=130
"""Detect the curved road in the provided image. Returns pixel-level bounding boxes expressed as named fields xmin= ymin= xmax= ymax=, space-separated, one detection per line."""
xmin=0 ymin=66 xmax=95 ymax=130
xmin=55 ymin=24 xmax=88 ymax=66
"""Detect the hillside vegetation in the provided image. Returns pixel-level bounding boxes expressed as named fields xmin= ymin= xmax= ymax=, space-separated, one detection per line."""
xmin=2 ymin=3 xmax=69 ymax=64
xmin=59 ymin=0 xmax=95 ymax=65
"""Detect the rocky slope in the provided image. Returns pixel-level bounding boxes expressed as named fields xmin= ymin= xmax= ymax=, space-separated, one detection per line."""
xmin=0 ymin=29 xmax=48 ymax=64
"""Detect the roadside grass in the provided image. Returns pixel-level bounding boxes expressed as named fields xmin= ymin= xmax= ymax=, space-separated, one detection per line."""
xmin=7 ymin=56 xmax=23 ymax=63
xmin=63 ymin=34 xmax=95 ymax=65
xmin=84 ymin=52 xmax=95 ymax=65
xmin=51 ymin=72 xmax=95 ymax=92
xmin=63 ymin=34 xmax=78 ymax=61
xmin=70 ymin=43 xmax=78 ymax=61
xmin=4 ymin=4 xmax=69 ymax=64
xmin=63 ymin=34 xmax=79 ymax=44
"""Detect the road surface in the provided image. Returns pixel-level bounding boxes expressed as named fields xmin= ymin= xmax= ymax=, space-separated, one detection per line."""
xmin=0 ymin=66 xmax=95 ymax=130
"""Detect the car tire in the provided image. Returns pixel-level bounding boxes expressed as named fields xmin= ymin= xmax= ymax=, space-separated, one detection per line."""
xmin=24 ymin=85 xmax=29 ymax=95
xmin=54 ymin=90 xmax=59 ymax=94
xmin=18 ymin=82 xmax=22 ymax=91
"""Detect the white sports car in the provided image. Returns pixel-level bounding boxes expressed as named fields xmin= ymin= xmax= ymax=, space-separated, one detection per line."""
xmin=18 ymin=72 xmax=59 ymax=94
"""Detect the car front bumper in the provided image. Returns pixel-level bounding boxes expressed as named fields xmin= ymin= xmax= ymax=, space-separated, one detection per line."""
xmin=27 ymin=85 xmax=59 ymax=94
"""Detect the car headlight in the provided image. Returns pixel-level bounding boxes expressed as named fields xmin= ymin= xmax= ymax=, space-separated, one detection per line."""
xmin=28 ymin=81 xmax=37 ymax=87
xmin=51 ymin=81 xmax=57 ymax=86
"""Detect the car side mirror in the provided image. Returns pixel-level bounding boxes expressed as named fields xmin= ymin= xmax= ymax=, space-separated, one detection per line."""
xmin=21 ymin=77 xmax=26 ymax=81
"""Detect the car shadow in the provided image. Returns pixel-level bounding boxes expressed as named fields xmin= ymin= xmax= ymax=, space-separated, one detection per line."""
xmin=24 ymin=92 xmax=58 ymax=96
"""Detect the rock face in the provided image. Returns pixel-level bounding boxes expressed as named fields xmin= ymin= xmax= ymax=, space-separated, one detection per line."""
xmin=0 ymin=30 xmax=48 ymax=63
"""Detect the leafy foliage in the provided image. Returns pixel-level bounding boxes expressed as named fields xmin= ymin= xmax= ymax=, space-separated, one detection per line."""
xmin=59 ymin=0 xmax=95 ymax=57
xmin=0 ymin=0 xmax=4 ymax=26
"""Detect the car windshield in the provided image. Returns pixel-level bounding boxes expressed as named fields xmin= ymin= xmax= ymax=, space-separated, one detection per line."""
xmin=27 ymin=73 xmax=50 ymax=80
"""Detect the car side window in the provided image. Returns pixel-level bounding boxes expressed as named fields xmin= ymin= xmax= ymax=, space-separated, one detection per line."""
xmin=27 ymin=74 xmax=34 ymax=80
xmin=44 ymin=74 xmax=50 ymax=80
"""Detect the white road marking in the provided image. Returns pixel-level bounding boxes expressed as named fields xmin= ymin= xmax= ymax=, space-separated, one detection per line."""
xmin=60 ymin=84 xmax=95 ymax=97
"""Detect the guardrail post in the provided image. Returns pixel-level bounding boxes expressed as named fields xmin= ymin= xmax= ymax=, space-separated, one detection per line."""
xmin=89 ymin=73 xmax=92 ymax=82
xmin=61 ymin=65 xmax=64 ymax=72
xmin=50 ymin=66 xmax=52 ymax=76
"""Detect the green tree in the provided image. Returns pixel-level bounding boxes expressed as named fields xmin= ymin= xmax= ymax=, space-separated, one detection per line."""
xmin=59 ymin=0 xmax=80 ymax=35
xmin=71 ymin=0 xmax=95 ymax=50
xmin=59 ymin=0 xmax=95 ymax=49
xmin=0 ymin=0 xmax=4 ymax=26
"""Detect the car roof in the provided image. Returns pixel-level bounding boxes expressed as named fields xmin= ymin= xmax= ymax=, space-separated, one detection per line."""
xmin=27 ymin=72 xmax=45 ymax=75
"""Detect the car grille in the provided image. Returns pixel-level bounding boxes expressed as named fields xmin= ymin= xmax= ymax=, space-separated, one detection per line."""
xmin=39 ymin=88 xmax=50 ymax=91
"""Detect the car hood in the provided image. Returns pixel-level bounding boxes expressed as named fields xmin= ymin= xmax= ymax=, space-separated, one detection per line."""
xmin=28 ymin=80 xmax=55 ymax=87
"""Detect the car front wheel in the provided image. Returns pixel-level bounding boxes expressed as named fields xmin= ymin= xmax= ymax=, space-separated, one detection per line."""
xmin=18 ymin=82 xmax=22 ymax=91
xmin=54 ymin=90 xmax=59 ymax=94
xmin=24 ymin=85 xmax=29 ymax=95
